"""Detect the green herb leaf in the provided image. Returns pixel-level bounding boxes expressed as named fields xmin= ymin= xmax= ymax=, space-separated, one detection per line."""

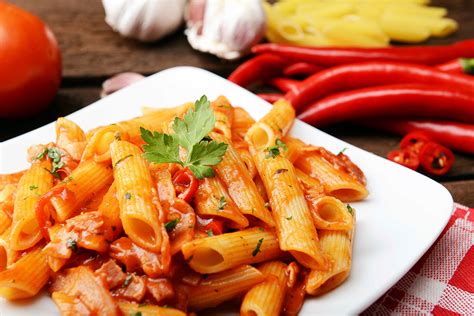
xmin=66 ymin=238 xmax=78 ymax=252
xmin=252 ymin=238 xmax=264 ymax=256
xmin=114 ymin=154 xmax=133 ymax=167
xmin=130 ymin=312 xmax=142 ymax=316
xmin=29 ymin=185 xmax=38 ymax=191
xmin=123 ymin=274 xmax=133 ymax=288
xmin=338 ymin=147 xmax=348 ymax=155
xmin=265 ymin=138 xmax=287 ymax=159
xmin=286 ymin=216 xmax=293 ymax=220
xmin=217 ymin=196 xmax=227 ymax=210
xmin=37 ymin=147 xmax=64 ymax=178
xmin=206 ymin=229 xmax=214 ymax=237
xmin=141 ymin=96 xmax=228 ymax=179
xmin=165 ymin=218 xmax=180 ymax=232
xmin=347 ymin=204 xmax=354 ymax=216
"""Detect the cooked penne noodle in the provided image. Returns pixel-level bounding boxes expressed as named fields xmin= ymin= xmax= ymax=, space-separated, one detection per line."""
xmin=251 ymin=149 xmax=326 ymax=270
xmin=56 ymin=117 xmax=86 ymax=161
xmin=0 ymin=171 xmax=25 ymax=191
xmin=0 ymin=184 xmax=17 ymax=216
xmin=236 ymin=146 xmax=258 ymax=179
xmin=187 ymin=265 xmax=264 ymax=310
xmin=182 ymin=228 xmax=283 ymax=274
xmin=117 ymin=302 xmax=186 ymax=316
xmin=0 ymin=210 xmax=11 ymax=237
xmin=211 ymin=95 xmax=234 ymax=139
xmin=0 ymin=227 xmax=19 ymax=269
xmin=306 ymin=221 xmax=355 ymax=296
xmin=212 ymin=133 xmax=275 ymax=227
xmin=241 ymin=261 xmax=289 ymax=316
xmin=110 ymin=140 xmax=163 ymax=252
xmin=46 ymin=160 xmax=113 ymax=222
xmin=97 ymin=182 xmax=122 ymax=240
xmin=10 ymin=159 xmax=54 ymax=250
xmin=0 ymin=247 xmax=50 ymax=300
xmin=194 ymin=177 xmax=249 ymax=229
xmin=232 ymin=107 xmax=256 ymax=141
xmin=308 ymin=196 xmax=353 ymax=231
xmin=259 ymin=99 xmax=295 ymax=138
xmin=295 ymin=152 xmax=368 ymax=202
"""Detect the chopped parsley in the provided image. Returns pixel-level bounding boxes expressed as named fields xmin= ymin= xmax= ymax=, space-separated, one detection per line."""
xmin=206 ymin=229 xmax=214 ymax=237
xmin=37 ymin=147 xmax=64 ymax=179
xmin=66 ymin=238 xmax=78 ymax=252
xmin=125 ymin=192 xmax=132 ymax=200
xmin=165 ymin=218 xmax=180 ymax=232
xmin=265 ymin=139 xmax=287 ymax=159
xmin=252 ymin=238 xmax=264 ymax=257
xmin=347 ymin=204 xmax=354 ymax=216
xmin=130 ymin=312 xmax=141 ymax=316
xmin=217 ymin=196 xmax=227 ymax=210
xmin=141 ymin=95 xmax=228 ymax=179
xmin=275 ymin=168 xmax=288 ymax=175
xmin=29 ymin=185 xmax=38 ymax=191
xmin=338 ymin=147 xmax=348 ymax=155
xmin=114 ymin=154 xmax=133 ymax=167
xmin=286 ymin=216 xmax=293 ymax=220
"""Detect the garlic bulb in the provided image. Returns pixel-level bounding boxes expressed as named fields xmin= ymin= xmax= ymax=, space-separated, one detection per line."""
xmin=101 ymin=72 xmax=145 ymax=98
xmin=185 ymin=0 xmax=266 ymax=60
xmin=102 ymin=0 xmax=186 ymax=42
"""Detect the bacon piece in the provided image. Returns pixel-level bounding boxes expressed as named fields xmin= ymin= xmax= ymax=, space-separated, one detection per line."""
xmin=95 ymin=259 xmax=127 ymax=290
xmin=113 ymin=274 xmax=146 ymax=302
xmin=146 ymin=278 xmax=175 ymax=304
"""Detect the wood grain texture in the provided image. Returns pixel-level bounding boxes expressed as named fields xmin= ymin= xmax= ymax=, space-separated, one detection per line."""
xmin=3 ymin=0 xmax=474 ymax=207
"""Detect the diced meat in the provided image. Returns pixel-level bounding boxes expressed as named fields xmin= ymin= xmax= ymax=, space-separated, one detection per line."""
xmin=112 ymin=274 xmax=146 ymax=302
xmin=146 ymin=278 xmax=175 ymax=304
xmin=95 ymin=259 xmax=127 ymax=290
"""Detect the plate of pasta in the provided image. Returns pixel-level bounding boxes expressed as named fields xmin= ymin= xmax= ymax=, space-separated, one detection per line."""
xmin=0 ymin=67 xmax=453 ymax=315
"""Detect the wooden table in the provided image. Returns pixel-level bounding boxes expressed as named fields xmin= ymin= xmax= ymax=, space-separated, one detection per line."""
xmin=4 ymin=0 xmax=474 ymax=206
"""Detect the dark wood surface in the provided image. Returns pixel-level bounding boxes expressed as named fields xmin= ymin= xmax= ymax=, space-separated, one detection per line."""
xmin=3 ymin=0 xmax=474 ymax=207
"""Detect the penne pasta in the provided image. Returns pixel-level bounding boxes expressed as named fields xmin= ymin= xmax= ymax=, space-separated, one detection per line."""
xmin=232 ymin=107 xmax=256 ymax=141
xmin=306 ymin=220 xmax=355 ymax=296
xmin=0 ymin=247 xmax=50 ymax=300
xmin=56 ymin=117 xmax=86 ymax=161
xmin=307 ymin=196 xmax=353 ymax=231
xmin=211 ymin=95 xmax=234 ymax=139
xmin=194 ymin=177 xmax=249 ymax=229
xmin=117 ymin=302 xmax=186 ymax=316
xmin=10 ymin=159 xmax=54 ymax=250
xmin=187 ymin=265 xmax=264 ymax=310
xmin=97 ymin=182 xmax=123 ymax=241
xmin=182 ymin=227 xmax=283 ymax=274
xmin=241 ymin=261 xmax=289 ymax=316
xmin=110 ymin=140 xmax=164 ymax=252
xmin=212 ymin=133 xmax=275 ymax=227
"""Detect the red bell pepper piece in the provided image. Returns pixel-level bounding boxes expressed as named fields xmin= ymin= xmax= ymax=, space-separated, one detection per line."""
xmin=172 ymin=168 xmax=198 ymax=203
xmin=203 ymin=218 xmax=224 ymax=235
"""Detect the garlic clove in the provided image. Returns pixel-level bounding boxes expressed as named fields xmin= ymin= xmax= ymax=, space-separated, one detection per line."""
xmin=101 ymin=72 xmax=145 ymax=98
xmin=185 ymin=0 xmax=266 ymax=60
xmin=102 ymin=0 xmax=186 ymax=42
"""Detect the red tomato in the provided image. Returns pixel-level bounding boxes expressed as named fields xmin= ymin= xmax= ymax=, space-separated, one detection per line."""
xmin=387 ymin=149 xmax=420 ymax=170
xmin=203 ymin=219 xmax=224 ymax=235
xmin=0 ymin=2 xmax=61 ymax=118
xmin=419 ymin=142 xmax=455 ymax=176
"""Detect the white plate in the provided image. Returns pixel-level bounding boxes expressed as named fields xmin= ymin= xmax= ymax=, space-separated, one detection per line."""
xmin=0 ymin=67 xmax=453 ymax=315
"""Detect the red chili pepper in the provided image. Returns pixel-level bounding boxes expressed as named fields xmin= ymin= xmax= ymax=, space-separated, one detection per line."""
xmin=387 ymin=149 xmax=420 ymax=170
xmin=251 ymin=40 xmax=474 ymax=66
xmin=285 ymin=61 xmax=474 ymax=111
xmin=172 ymin=168 xmax=198 ymax=203
xmin=298 ymin=84 xmax=474 ymax=126
xmin=203 ymin=218 xmax=224 ymax=235
xmin=268 ymin=77 xmax=301 ymax=93
xmin=257 ymin=93 xmax=284 ymax=103
xmin=357 ymin=119 xmax=474 ymax=155
xmin=419 ymin=142 xmax=455 ymax=176
xmin=283 ymin=62 xmax=323 ymax=77
xmin=228 ymin=54 xmax=290 ymax=87
xmin=436 ymin=58 xmax=474 ymax=75
xmin=400 ymin=132 xmax=432 ymax=154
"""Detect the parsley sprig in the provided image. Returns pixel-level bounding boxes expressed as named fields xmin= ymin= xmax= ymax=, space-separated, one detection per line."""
xmin=36 ymin=147 xmax=64 ymax=179
xmin=141 ymin=96 xmax=228 ymax=179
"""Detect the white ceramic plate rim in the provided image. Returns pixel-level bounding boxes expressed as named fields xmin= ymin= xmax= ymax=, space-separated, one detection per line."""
xmin=0 ymin=66 xmax=453 ymax=315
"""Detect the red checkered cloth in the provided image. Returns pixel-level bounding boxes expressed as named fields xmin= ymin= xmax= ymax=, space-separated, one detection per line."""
xmin=363 ymin=203 xmax=474 ymax=315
